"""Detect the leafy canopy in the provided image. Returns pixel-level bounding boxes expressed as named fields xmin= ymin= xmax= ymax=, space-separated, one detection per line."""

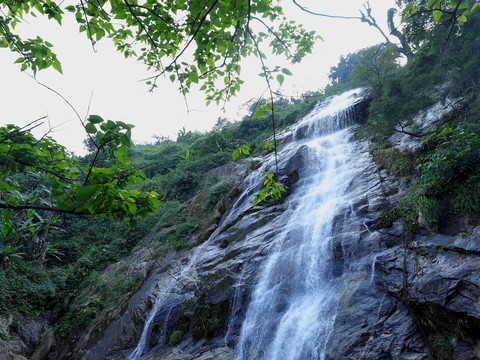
xmin=402 ymin=0 xmax=478 ymax=24
xmin=0 ymin=0 xmax=318 ymax=104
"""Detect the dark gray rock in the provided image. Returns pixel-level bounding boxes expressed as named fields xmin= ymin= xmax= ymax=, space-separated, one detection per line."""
xmin=30 ymin=329 xmax=54 ymax=360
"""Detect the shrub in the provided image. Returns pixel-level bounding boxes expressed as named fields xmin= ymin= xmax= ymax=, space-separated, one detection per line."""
xmin=168 ymin=330 xmax=184 ymax=346
xmin=203 ymin=181 xmax=237 ymax=212
xmin=370 ymin=146 xmax=417 ymax=176
xmin=417 ymin=196 xmax=439 ymax=230
xmin=454 ymin=174 xmax=480 ymax=213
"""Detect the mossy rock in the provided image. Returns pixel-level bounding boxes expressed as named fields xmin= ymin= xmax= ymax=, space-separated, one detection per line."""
xmin=222 ymin=249 xmax=242 ymax=262
xmin=166 ymin=308 xmax=191 ymax=346
xmin=192 ymin=299 xmax=229 ymax=342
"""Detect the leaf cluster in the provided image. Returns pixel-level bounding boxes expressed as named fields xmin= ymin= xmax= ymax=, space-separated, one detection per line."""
xmin=252 ymin=170 xmax=286 ymax=205
xmin=0 ymin=0 xmax=317 ymax=106
xmin=0 ymin=116 xmax=160 ymax=266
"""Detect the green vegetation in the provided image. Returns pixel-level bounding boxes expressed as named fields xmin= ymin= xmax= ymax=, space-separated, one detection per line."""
xmin=168 ymin=330 xmax=184 ymax=346
xmin=168 ymin=308 xmax=191 ymax=346
xmin=323 ymin=0 xmax=480 ymax=235
xmin=192 ymin=299 xmax=229 ymax=341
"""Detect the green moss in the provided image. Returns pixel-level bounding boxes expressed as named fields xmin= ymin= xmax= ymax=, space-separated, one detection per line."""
xmin=370 ymin=146 xmax=417 ymax=177
xmin=192 ymin=299 xmax=229 ymax=342
xmin=222 ymin=249 xmax=242 ymax=262
xmin=168 ymin=330 xmax=184 ymax=346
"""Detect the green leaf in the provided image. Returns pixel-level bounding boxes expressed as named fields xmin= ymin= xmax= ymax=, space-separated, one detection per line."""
xmin=88 ymin=115 xmax=104 ymax=124
xmin=75 ymin=185 xmax=100 ymax=206
xmin=188 ymin=70 xmax=199 ymax=84
xmin=276 ymin=74 xmax=285 ymax=86
xmin=254 ymin=108 xmax=264 ymax=118
xmin=3 ymin=246 xmax=11 ymax=255
xmin=232 ymin=149 xmax=239 ymax=161
xmin=433 ymin=9 xmax=442 ymax=22
xmin=106 ymin=120 xmax=116 ymax=130
xmin=65 ymin=5 xmax=76 ymax=12
xmin=458 ymin=0 xmax=470 ymax=9
xmin=52 ymin=61 xmax=63 ymax=74
xmin=85 ymin=123 xmax=97 ymax=134
xmin=281 ymin=68 xmax=293 ymax=76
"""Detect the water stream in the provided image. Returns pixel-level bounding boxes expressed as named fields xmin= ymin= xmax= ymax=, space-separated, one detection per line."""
xmin=234 ymin=89 xmax=365 ymax=360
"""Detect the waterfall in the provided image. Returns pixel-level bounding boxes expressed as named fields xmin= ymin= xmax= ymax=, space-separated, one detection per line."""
xmin=126 ymin=89 xmax=366 ymax=360
xmin=234 ymin=89 xmax=365 ymax=360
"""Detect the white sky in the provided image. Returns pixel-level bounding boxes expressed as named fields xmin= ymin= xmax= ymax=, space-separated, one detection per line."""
xmin=0 ymin=0 xmax=397 ymax=155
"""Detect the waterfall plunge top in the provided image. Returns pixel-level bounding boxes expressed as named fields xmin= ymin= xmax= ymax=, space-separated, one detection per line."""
xmin=284 ymin=88 xmax=366 ymax=143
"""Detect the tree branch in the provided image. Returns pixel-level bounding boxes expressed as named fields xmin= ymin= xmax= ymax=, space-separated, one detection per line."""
xmin=123 ymin=0 xmax=161 ymax=53
xmin=292 ymin=0 xmax=361 ymax=20
xmin=252 ymin=16 xmax=293 ymax=58
xmin=140 ymin=0 xmax=220 ymax=86
xmin=0 ymin=203 xmax=89 ymax=216
xmin=80 ymin=0 xmax=97 ymax=52
xmin=248 ymin=27 xmax=278 ymax=172
xmin=359 ymin=1 xmax=391 ymax=44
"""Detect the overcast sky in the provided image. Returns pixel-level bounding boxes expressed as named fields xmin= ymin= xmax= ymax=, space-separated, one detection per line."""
xmin=0 ymin=0 xmax=397 ymax=155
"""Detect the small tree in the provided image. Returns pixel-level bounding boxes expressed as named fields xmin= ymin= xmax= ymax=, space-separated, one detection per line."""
xmin=0 ymin=116 xmax=160 ymax=266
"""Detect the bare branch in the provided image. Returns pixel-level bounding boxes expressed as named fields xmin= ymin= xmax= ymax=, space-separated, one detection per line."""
xmin=359 ymin=1 xmax=391 ymax=44
xmin=0 ymin=116 xmax=46 ymax=144
xmin=292 ymin=0 xmax=361 ymax=20
xmin=247 ymin=27 xmax=278 ymax=172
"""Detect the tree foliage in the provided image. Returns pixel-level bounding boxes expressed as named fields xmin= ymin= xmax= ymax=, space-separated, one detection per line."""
xmin=0 ymin=116 xmax=160 ymax=266
xmin=402 ymin=0 xmax=478 ymax=25
xmin=0 ymin=0 xmax=317 ymax=104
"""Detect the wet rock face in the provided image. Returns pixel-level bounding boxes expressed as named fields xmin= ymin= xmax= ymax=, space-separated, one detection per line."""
xmin=373 ymin=230 xmax=480 ymax=360
xmin=325 ymin=184 xmax=480 ymax=359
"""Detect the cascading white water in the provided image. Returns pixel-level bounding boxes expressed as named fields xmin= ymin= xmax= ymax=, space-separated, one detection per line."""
xmin=127 ymin=89 xmax=365 ymax=360
xmin=234 ymin=89 xmax=365 ymax=360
